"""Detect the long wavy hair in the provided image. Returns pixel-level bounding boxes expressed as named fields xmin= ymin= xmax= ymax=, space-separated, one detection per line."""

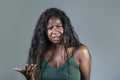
xmin=27 ymin=8 xmax=82 ymax=80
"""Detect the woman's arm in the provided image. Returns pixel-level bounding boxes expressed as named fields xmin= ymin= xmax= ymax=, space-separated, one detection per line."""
xmin=76 ymin=45 xmax=91 ymax=80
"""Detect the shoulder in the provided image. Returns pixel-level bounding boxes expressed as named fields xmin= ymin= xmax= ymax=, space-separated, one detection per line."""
xmin=74 ymin=44 xmax=91 ymax=63
xmin=75 ymin=45 xmax=91 ymax=79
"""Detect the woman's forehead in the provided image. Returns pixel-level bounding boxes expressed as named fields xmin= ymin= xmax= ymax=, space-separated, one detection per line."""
xmin=47 ymin=17 xmax=62 ymax=25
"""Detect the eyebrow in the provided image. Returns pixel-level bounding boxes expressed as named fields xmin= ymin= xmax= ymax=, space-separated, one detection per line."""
xmin=48 ymin=23 xmax=62 ymax=26
xmin=56 ymin=23 xmax=62 ymax=25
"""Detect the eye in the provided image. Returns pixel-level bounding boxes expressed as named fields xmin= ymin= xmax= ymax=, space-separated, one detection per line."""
xmin=56 ymin=25 xmax=62 ymax=27
xmin=47 ymin=26 xmax=53 ymax=30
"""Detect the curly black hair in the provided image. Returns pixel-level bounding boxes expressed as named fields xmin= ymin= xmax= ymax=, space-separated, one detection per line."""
xmin=27 ymin=7 xmax=82 ymax=80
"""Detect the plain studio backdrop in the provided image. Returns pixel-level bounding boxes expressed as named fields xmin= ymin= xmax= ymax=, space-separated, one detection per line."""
xmin=0 ymin=0 xmax=120 ymax=80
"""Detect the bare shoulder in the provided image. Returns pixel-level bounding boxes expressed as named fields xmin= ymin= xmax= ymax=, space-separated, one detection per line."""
xmin=75 ymin=45 xmax=91 ymax=62
xmin=75 ymin=45 xmax=91 ymax=80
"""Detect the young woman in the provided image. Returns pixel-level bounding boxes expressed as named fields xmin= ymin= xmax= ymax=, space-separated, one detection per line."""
xmin=14 ymin=8 xmax=91 ymax=80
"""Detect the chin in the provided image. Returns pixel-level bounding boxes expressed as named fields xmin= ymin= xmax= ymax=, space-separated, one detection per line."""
xmin=49 ymin=36 xmax=63 ymax=44
xmin=49 ymin=37 xmax=63 ymax=44
xmin=51 ymin=40 xmax=62 ymax=44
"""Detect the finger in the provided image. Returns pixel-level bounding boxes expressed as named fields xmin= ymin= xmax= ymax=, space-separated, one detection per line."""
xmin=29 ymin=64 xmax=36 ymax=74
xmin=13 ymin=67 xmax=24 ymax=73
xmin=25 ymin=64 xmax=30 ymax=75
xmin=25 ymin=64 xmax=28 ymax=71
xmin=31 ymin=64 xmax=37 ymax=71
xmin=30 ymin=64 xmax=37 ymax=75
xmin=29 ymin=64 xmax=34 ymax=71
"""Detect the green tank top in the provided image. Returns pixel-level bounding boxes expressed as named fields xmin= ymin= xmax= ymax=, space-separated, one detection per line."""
xmin=39 ymin=56 xmax=81 ymax=80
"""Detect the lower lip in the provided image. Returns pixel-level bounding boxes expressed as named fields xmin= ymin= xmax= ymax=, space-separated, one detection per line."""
xmin=52 ymin=37 xmax=60 ymax=41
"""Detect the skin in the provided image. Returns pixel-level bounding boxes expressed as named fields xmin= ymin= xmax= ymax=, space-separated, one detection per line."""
xmin=75 ymin=46 xmax=91 ymax=80
xmin=14 ymin=17 xmax=91 ymax=80
xmin=13 ymin=64 xmax=36 ymax=80
xmin=46 ymin=17 xmax=64 ymax=45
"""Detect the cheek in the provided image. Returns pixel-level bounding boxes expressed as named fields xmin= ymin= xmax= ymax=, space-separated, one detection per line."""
xmin=61 ymin=28 xmax=64 ymax=34
xmin=46 ymin=30 xmax=51 ymax=38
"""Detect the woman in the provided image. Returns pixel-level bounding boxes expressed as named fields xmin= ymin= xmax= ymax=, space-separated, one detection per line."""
xmin=14 ymin=8 xmax=91 ymax=80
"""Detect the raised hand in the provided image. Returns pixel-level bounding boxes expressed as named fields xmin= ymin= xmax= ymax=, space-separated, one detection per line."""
xmin=13 ymin=64 xmax=37 ymax=80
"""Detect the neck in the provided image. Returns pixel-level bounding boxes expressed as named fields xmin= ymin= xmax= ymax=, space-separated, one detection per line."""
xmin=51 ymin=44 xmax=64 ymax=50
xmin=51 ymin=44 xmax=65 ymax=58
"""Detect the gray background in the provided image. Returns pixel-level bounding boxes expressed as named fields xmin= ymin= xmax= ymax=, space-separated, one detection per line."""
xmin=0 ymin=0 xmax=120 ymax=80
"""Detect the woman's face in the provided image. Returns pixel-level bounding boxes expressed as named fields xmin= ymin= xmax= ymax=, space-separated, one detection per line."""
xmin=46 ymin=17 xmax=64 ymax=44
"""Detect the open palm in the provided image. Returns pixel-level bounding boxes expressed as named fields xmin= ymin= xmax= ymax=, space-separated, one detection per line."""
xmin=14 ymin=64 xmax=36 ymax=80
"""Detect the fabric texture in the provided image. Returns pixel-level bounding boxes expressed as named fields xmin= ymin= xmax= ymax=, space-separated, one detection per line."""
xmin=39 ymin=56 xmax=81 ymax=80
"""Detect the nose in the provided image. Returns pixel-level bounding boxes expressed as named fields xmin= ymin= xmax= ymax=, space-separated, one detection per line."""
xmin=52 ymin=26 xmax=60 ymax=37
xmin=52 ymin=26 xmax=58 ymax=33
